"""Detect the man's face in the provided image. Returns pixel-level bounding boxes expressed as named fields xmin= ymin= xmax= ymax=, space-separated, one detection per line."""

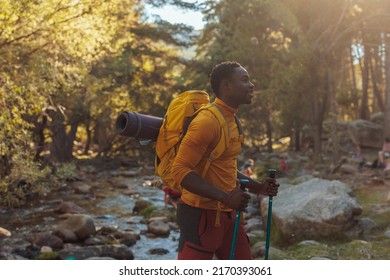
xmin=226 ymin=66 xmax=255 ymax=106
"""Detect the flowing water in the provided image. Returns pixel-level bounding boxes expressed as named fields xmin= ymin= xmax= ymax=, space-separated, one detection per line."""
xmin=0 ymin=175 xmax=180 ymax=260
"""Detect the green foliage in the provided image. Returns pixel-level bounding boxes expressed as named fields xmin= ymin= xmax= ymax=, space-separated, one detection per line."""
xmin=36 ymin=252 xmax=60 ymax=260
xmin=140 ymin=205 xmax=158 ymax=218
xmin=274 ymin=240 xmax=380 ymax=260
xmin=0 ymin=0 xmax=196 ymax=205
xmin=0 ymin=151 xmax=52 ymax=207
xmin=54 ymin=162 xmax=77 ymax=181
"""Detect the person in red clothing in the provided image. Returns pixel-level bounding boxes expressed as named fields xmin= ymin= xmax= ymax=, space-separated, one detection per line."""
xmin=161 ymin=185 xmax=181 ymax=209
xmin=279 ymin=156 xmax=288 ymax=173
xmin=379 ymin=137 xmax=390 ymax=168
xmin=242 ymin=159 xmax=256 ymax=178
xmin=171 ymin=61 xmax=279 ymax=260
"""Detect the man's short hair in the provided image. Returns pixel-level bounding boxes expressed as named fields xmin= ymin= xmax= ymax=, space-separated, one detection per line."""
xmin=210 ymin=61 xmax=242 ymax=97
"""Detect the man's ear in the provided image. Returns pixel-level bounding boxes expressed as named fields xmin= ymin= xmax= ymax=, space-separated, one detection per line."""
xmin=220 ymin=79 xmax=231 ymax=91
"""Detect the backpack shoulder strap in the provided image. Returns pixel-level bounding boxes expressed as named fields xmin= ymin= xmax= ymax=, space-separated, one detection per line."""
xmin=202 ymin=103 xmax=229 ymax=161
xmin=194 ymin=103 xmax=229 ymax=178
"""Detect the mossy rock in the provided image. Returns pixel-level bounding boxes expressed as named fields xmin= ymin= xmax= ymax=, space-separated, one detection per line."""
xmin=140 ymin=205 xmax=158 ymax=218
xmin=36 ymin=252 xmax=60 ymax=260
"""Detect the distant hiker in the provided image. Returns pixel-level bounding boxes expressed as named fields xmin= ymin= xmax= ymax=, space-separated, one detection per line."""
xmin=242 ymin=158 xmax=256 ymax=178
xmin=161 ymin=185 xmax=180 ymax=209
xmin=171 ymin=61 xmax=279 ymax=260
xmin=378 ymin=137 xmax=390 ymax=169
xmin=351 ymin=145 xmax=365 ymax=169
xmin=279 ymin=156 xmax=288 ymax=173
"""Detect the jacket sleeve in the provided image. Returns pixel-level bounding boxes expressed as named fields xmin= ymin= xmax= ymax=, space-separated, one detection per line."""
xmin=171 ymin=110 xmax=220 ymax=185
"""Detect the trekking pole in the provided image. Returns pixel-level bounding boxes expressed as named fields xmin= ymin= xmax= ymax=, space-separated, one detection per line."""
xmin=265 ymin=168 xmax=276 ymax=260
xmin=229 ymin=179 xmax=249 ymax=260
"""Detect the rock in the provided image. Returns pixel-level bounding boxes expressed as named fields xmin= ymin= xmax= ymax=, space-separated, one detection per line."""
xmin=58 ymin=244 xmax=134 ymax=260
xmin=247 ymin=230 xmax=265 ymax=240
xmin=120 ymin=167 xmax=143 ymax=177
xmin=167 ymin=222 xmax=179 ymax=231
xmin=370 ymin=112 xmax=383 ymax=125
xmin=133 ymin=200 xmax=152 ymax=213
xmin=244 ymin=217 xmax=263 ymax=233
xmin=0 ymin=227 xmax=11 ymax=238
xmin=293 ymin=175 xmax=315 ymax=185
xmin=120 ymin=233 xmax=137 ymax=247
xmin=310 ymin=256 xmax=332 ymax=260
xmin=298 ymin=240 xmax=323 ymax=246
xmin=40 ymin=246 xmax=53 ymax=253
xmin=360 ymin=217 xmax=378 ymax=236
xmin=149 ymin=248 xmax=169 ymax=255
xmin=148 ymin=216 xmax=169 ymax=224
xmin=0 ymin=253 xmax=28 ymax=260
xmin=370 ymin=177 xmax=385 ymax=186
xmin=113 ymin=181 xmax=130 ymax=189
xmin=339 ymin=164 xmax=358 ymax=174
xmin=84 ymin=237 xmax=104 ymax=246
xmin=384 ymin=230 xmax=390 ymax=239
xmin=52 ymin=229 xmax=78 ymax=243
xmin=251 ymin=241 xmax=282 ymax=259
xmin=147 ymin=221 xmax=170 ymax=237
xmin=56 ymin=214 xmax=96 ymax=241
xmin=55 ymin=202 xmax=85 ymax=214
xmin=98 ymin=226 xmax=119 ymax=235
xmin=70 ymin=181 xmax=92 ymax=194
xmin=31 ymin=233 xmax=64 ymax=249
xmin=347 ymin=119 xmax=382 ymax=149
xmin=12 ymin=244 xmax=41 ymax=259
xmin=261 ymin=178 xmax=363 ymax=244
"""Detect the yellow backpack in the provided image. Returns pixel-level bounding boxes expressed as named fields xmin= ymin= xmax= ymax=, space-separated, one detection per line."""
xmin=155 ymin=90 xmax=242 ymax=194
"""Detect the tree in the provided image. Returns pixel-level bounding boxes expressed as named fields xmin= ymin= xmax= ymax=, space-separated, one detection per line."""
xmin=0 ymin=0 xmax=199 ymax=205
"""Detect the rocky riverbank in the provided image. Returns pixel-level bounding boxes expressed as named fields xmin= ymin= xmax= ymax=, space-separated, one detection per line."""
xmin=1 ymin=157 xmax=390 ymax=260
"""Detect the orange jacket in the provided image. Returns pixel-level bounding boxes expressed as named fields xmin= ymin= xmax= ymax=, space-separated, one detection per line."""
xmin=171 ymin=98 xmax=243 ymax=211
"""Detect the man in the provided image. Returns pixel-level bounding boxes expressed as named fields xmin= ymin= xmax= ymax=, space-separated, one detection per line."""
xmin=171 ymin=61 xmax=279 ymax=260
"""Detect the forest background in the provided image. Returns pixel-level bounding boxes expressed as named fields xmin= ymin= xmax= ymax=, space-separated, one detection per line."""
xmin=1 ymin=0 xmax=390 ymax=207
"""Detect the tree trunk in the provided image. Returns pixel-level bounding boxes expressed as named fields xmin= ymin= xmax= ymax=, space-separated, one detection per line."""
xmin=265 ymin=111 xmax=273 ymax=153
xmin=384 ymin=34 xmax=390 ymax=138
xmin=33 ymin=113 xmax=47 ymax=161
xmin=328 ymin=67 xmax=338 ymax=165
xmin=47 ymin=108 xmax=78 ymax=162
xmin=294 ymin=126 xmax=301 ymax=151
xmin=350 ymin=46 xmax=359 ymax=118
xmin=370 ymin=52 xmax=385 ymax=112
xmin=313 ymin=75 xmax=328 ymax=161
xmin=359 ymin=44 xmax=370 ymax=120
xmin=84 ymin=117 xmax=92 ymax=155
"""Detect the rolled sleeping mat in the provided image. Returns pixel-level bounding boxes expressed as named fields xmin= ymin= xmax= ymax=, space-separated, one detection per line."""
xmin=115 ymin=111 xmax=163 ymax=141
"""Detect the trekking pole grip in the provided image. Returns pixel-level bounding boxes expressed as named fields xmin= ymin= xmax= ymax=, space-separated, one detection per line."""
xmin=268 ymin=168 xmax=276 ymax=180
xmin=239 ymin=179 xmax=249 ymax=191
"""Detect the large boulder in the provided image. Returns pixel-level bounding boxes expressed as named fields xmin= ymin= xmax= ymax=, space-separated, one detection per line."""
xmin=347 ymin=119 xmax=383 ymax=149
xmin=69 ymin=181 xmax=92 ymax=194
xmin=147 ymin=221 xmax=170 ymax=237
xmin=56 ymin=214 xmax=96 ymax=241
xmin=55 ymin=202 xmax=85 ymax=214
xmin=261 ymin=178 xmax=363 ymax=244
xmin=30 ymin=233 xmax=64 ymax=249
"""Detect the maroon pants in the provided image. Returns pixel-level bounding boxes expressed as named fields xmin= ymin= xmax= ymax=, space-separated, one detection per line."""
xmin=176 ymin=203 xmax=252 ymax=260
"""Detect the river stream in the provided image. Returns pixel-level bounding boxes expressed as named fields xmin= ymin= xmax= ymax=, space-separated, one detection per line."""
xmin=0 ymin=174 xmax=180 ymax=260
